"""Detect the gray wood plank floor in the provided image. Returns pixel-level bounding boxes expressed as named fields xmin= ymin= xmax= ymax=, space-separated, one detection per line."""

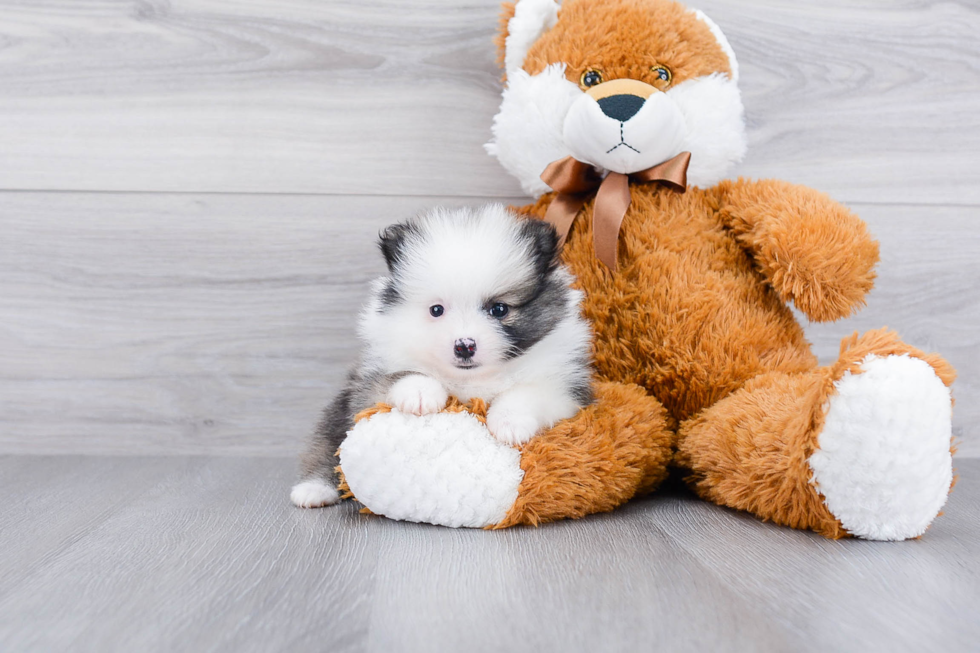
xmin=1 ymin=1 xmax=977 ymax=648
xmin=1 ymin=455 xmax=977 ymax=653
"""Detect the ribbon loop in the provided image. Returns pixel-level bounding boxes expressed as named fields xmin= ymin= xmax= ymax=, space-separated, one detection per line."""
xmin=540 ymin=157 xmax=603 ymax=195
xmin=540 ymin=151 xmax=690 ymax=271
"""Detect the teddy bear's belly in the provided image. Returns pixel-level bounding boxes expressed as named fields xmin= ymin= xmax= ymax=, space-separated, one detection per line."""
xmin=560 ymin=189 xmax=817 ymax=424
xmin=582 ymin=256 xmax=815 ymax=422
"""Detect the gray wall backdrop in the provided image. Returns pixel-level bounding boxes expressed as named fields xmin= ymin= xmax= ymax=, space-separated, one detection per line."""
xmin=1 ymin=0 xmax=977 ymax=456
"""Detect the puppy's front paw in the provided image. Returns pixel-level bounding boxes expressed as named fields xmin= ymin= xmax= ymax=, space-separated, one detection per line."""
xmin=387 ymin=375 xmax=448 ymax=416
xmin=290 ymin=479 xmax=340 ymax=508
xmin=486 ymin=406 xmax=541 ymax=446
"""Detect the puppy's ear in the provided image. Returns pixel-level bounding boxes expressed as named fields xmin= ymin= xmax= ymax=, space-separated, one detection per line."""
xmin=519 ymin=217 xmax=560 ymax=276
xmin=378 ymin=222 xmax=416 ymax=274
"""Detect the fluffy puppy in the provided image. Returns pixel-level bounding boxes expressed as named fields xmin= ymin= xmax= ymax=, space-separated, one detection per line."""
xmin=291 ymin=204 xmax=594 ymax=508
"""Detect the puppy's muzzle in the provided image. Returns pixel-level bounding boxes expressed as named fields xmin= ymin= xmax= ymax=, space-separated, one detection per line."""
xmin=454 ymin=338 xmax=476 ymax=360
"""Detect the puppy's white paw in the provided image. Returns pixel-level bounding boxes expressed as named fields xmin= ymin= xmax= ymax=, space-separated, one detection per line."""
xmin=290 ymin=479 xmax=340 ymax=508
xmin=486 ymin=406 xmax=541 ymax=446
xmin=388 ymin=375 xmax=448 ymax=416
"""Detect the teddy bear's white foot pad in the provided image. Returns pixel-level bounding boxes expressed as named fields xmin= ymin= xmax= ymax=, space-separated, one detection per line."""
xmin=339 ymin=409 xmax=525 ymax=528
xmin=809 ymin=354 xmax=953 ymax=541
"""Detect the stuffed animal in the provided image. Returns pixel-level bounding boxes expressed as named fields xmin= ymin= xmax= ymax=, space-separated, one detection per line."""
xmin=337 ymin=0 xmax=956 ymax=540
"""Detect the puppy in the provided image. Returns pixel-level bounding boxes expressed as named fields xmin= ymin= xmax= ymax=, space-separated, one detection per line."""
xmin=290 ymin=204 xmax=594 ymax=508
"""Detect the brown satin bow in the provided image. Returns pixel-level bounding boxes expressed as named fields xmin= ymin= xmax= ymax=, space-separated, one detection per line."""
xmin=540 ymin=151 xmax=691 ymax=271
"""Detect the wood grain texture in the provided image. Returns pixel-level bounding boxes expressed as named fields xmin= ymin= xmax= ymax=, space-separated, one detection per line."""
xmin=699 ymin=0 xmax=980 ymax=205
xmin=1 ymin=192 xmax=976 ymax=456
xmin=0 ymin=455 xmax=977 ymax=652
xmin=0 ymin=456 xmax=381 ymax=652
xmin=643 ymin=463 xmax=980 ymax=652
xmin=0 ymin=192 xmax=515 ymax=456
xmin=0 ymin=0 xmax=977 ymax=203
xmin=1 ymin=3 xmax=975 ymax=648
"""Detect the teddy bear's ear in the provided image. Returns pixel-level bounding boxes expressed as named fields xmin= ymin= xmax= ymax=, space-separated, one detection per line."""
xmin=690 ymin=8 xmax=739 ymax=83
xmin=495 ymin=0 xmax=560 ymax=75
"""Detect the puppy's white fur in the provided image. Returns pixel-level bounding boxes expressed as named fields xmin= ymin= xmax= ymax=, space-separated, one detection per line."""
xmin=359 ymin=205 xmax=593 ymax=445
xmin=290 ymin=480 xmax=340 ymax=508
xmin=292 ymin=205 xmax=591 ymax=508
xmin=388 ymin=374 xmax=449 ymax=416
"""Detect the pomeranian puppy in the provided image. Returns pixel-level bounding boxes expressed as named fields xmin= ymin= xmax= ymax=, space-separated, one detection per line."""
xmin=290 ymin=204 xmax=593 ymax=508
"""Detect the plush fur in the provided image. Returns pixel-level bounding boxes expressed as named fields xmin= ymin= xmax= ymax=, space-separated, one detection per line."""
xmin=501 ymin=0 xmax=559 ymax=75
xmin=489 ymin=0 xmax=957 ymax=540
xmin=487 ymin=0 xmax=746 ymax=192
xmin=494 ymin=381 xmax=674 ymax=528
xmin=337 ymin=0 xmax=957 ymax=539
xmin=293 ymin=204 xmax=594 ymax=506
xmin=507 ymin=0 xmax=957 ymax=536
xmin=340 ymin=402 xmax=525 ymax=528
xmin=338 ymin=383 xmax=673 ymax=528
xmin=810 ymin=353 xmax=954 ymax=540
xmin=676 ymin=329 xmax=955 ymax=538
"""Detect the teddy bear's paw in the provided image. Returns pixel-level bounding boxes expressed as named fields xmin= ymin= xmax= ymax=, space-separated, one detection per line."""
xmin=808 ymin=354 xmax=953 ymax=541
xmin=290 ymin=479 xmax=340 ymax=509
xmin=486 ymin=404 xmax=541 ymax=447
xmin=387 ymin=375 xmax=449 ymax=416
xmin=339 ymin=410 xmax=524 ymax=528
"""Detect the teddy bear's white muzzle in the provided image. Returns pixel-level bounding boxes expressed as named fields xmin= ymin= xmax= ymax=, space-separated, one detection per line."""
xmin=563 ymin=84 xmax=687 ymax=175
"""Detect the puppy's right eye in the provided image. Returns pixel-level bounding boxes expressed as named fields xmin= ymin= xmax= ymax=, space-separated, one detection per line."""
xmin=429 ymin=305 xmax=444 ymax=318
xmin=488 ymin=303 xmax=509 ymax=319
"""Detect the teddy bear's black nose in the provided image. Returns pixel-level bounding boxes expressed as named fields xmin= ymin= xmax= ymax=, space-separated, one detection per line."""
xmin=454 ymin=338 xmax=476 ymax=360
xmin=597 ymin=94 xmax=646 ymax=122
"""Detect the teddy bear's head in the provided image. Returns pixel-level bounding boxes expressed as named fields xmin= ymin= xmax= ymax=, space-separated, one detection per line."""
xmin=486 ymin=0 xmax=747 ymax=197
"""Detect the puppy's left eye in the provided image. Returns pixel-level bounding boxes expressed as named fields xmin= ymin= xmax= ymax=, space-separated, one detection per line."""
xmin=488 ymin=303 xmax=509 ymax=319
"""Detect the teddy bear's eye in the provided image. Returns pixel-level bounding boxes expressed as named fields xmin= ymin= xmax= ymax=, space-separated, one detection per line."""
xmin=580 ymin=69 xmax=603 ymax=89
xmin=651 ymin=66 xmax=672 ymax=86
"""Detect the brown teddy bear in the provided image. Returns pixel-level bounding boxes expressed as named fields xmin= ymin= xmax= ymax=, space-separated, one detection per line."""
xmin=335 ymin=0 xmax=956 ymax=540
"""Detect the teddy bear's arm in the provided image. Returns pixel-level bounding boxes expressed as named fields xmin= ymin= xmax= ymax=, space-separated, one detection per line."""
xmin=715 ymin=178 xmax=880 ymax=322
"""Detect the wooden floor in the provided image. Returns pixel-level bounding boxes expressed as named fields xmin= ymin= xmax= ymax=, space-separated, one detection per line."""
xmin=1 ymin=1 xmax=978 ymax=650
xmin=1 ymin=455 xmax=978 ymax=652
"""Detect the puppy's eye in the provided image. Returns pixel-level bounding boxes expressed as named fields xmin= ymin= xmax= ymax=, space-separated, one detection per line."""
xmin=488 ymin=303 xmax=509 ymax=319
xmin=580 ymin=69 xmax=603 ymax=89
xmin=651 ymin=65 xmax=672 ymax=86
xmin=429 ymin=304 xmax=444 ymax=317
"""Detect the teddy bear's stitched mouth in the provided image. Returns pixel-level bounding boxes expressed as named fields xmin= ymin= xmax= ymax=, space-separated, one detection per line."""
xmin=605 ymin=122 xmax=640 ymax=154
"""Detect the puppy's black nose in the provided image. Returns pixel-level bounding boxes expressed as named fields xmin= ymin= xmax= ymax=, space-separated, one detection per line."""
xmin=454 ymin=338 xmax=476 ymax=360
xmin=597 ymin=94 xmax=645 ymax=122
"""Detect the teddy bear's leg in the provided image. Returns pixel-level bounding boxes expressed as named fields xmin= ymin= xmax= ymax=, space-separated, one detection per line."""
xmin=493 ymin=381 xmax=675 ymax=528
xmin=338 ymin=382 xmax=675 ymax=528
xmin=676 ymin=329 xmax=956 ymax=540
